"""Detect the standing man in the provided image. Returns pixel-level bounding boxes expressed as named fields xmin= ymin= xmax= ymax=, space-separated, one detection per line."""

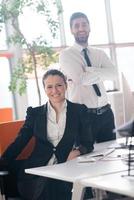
xmin=59 ymin=12 xmax=117 ymax=143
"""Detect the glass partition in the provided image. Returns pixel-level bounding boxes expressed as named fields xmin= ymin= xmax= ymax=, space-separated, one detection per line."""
xmin=117 ymin=47 xmax=134 ymax=90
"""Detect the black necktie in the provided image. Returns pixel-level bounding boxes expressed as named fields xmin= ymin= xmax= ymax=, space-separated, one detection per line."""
xmin=83 ymin=48 xmax=101 ymax=96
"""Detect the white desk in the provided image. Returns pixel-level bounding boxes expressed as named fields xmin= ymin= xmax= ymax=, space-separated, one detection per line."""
xmin=25 ymin=140 xmax=128 ymax=182
xmin=25 ymin=140 xmax=129 ymax=199
xmin=73 ymin=170 xmax=134 ymax=200
xmin=25 ymin=158 xmax=128 ymax=182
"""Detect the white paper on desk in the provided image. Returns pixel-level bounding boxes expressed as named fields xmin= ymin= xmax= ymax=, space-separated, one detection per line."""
xmin=77 ymin=148 xmax=115 ymax=163
xmin=77 ymin=155 xmax=103 ymax=163
xmin=108 ymin=143 xmax=122 ymax=149
xmin=77 ymin=157 xmax=96 ymax=163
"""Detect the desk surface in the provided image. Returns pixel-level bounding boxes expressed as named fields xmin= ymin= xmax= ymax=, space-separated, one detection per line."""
xmin=25 ymin=140 xmax=128 ymax=183
xmin=25 ymin=139 xmax=134 ymax=200
xmin=80 ymin=170 xmax=134 ymax=198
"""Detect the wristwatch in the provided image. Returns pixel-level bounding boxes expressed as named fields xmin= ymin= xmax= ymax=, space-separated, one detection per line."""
xmin=73 ymin=145 xmax=87 ymax=155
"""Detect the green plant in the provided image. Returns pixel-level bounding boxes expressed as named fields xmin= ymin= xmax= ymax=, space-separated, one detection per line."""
xmin=0 ymin=0 xmax=62 ymax=105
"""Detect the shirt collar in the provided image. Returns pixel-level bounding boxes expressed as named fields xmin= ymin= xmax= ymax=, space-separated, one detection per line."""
xmin=47 ymin=100 xmax=67 ymax=114
xmin=73 ymin=42 xmax=90 ymax=54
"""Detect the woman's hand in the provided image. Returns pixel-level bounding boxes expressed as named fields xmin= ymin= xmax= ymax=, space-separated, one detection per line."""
xmin=67 ymin=149 xmax=81 ymax=161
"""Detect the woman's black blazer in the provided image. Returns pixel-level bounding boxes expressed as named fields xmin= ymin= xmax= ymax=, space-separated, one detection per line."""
xmin=2 ymin=100 xmax=93 ymax=169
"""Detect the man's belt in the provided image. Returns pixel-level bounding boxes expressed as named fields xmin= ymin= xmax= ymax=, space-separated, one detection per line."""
xmin=87 ymin=104 xmax=111 ymax=115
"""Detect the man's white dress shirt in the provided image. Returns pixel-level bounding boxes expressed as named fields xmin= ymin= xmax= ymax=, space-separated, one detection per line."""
xmin=59 ymin=43 xmax=117 ymax=108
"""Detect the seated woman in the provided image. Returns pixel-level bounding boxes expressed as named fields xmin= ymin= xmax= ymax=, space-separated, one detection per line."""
xmin=0 ymin=69 xmax=94 ymax=200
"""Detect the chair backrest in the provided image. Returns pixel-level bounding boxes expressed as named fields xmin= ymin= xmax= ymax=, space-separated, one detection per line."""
xmin=0 ymin=108 xmax=13 ymax=123
xmin=0 ymin=120 xmax=35 ymax=160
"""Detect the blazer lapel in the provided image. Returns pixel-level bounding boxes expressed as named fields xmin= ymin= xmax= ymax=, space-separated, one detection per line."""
xmin=58 ymin=101 xmax=77 ymax=146
xmin=65 ymin=101 xmax=75 ymax=133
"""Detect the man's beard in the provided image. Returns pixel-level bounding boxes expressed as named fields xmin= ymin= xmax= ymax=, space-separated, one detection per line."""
xmin=75 ymin=35 xmax=88 ymax=45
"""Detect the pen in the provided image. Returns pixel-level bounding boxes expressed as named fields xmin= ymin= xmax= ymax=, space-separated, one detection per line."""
xmin=98 ymin=148 xmax=115 ymax=161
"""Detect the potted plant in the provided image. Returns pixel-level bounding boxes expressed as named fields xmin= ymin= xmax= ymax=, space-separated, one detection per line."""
xmin=0 ymin=0 xmax=62 ymax=105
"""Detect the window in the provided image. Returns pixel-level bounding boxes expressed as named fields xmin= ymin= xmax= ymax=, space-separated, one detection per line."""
xmin=18 ymin=5 xmax=60 ymax=47
xmin=0 ymin=24 xmax=7 ymax=50
xmin=1 ymin=0 xmax=134 ymax=110
xmin=110 ymin=0 xmax=134 ymax=43
xmin=0 ymin=57 xmax=13 ymax=107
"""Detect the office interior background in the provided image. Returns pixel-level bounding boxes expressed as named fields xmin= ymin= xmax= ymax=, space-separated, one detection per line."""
xmin=0 ymin=0 xmax=134 ymax=128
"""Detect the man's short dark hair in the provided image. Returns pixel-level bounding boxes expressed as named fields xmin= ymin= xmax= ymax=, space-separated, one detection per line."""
xmin=70 ymin=12 xmax=89 ymax=28
xmin=42 ymin=69 xmax=67 ymax=87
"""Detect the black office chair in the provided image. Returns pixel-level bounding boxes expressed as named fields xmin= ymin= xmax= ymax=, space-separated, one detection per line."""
xmin=0 ymin=171 xmax=8 ymax=200
xmin=1 ymin=172 xmax=21 ymax=199
xmin=0 ymin=120 xmax=35 ymax=199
